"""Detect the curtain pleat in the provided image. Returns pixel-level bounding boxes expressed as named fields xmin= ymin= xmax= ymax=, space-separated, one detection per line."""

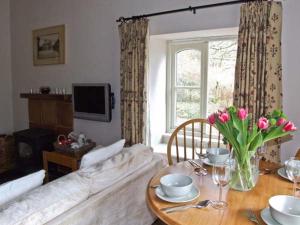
xmin=234 ymin=2 xmax=283 ymax=163
xmin=119 ymin=19 xmax=149 ymax=146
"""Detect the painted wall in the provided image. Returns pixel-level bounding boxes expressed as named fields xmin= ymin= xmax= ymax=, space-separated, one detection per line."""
xmin=281 ymin=0 xmax=300 ymax=161
xmin=9 ymin=0 xmax=300 ymax=160
xmin=10 ymin=0 xmax=119 ymax=145
xmin=0 ymin=0 xmax=13 ymax=134
xmin=149 ymin=38 xmax=167 ymax=146
xmin=10 ymin=0 xmax=240 ymax=145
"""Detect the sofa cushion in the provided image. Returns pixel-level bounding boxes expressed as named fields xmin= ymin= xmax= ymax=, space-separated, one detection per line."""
xmin=79 ymin=144 xmax=153 ymax=195
xmin=80 ymin=139 xmax=125 ymax=169
xmin=0 ymin=170 xmax=45 ymax=206
xmin=0 ymin=172 xmax=90 ymax=225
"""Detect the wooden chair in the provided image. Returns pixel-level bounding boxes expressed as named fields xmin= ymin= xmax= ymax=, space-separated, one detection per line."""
xmin=295 ymin=149 xmax=300 ymax=159
xmin=167 ymin=118 xmax=225 ymax=165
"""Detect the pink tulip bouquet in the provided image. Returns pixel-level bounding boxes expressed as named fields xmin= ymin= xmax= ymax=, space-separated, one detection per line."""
xmin=208 ymin=106 xmax=297 ymax=191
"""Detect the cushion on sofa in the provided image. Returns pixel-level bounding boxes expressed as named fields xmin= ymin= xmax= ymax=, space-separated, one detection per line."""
xmin=80 ymin=139 xmax=125 ymax=169
xmin=79 ymin=143 xmax=154 ymax=195
xmin=0 ymin=172 xmax=90 ymax=225
xmin=0 ymin=170 xmax=45 ymax=206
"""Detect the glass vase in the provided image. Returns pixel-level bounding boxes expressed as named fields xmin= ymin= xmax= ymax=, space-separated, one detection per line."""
xmin=229 ymin=151 xmax=260 ymax=192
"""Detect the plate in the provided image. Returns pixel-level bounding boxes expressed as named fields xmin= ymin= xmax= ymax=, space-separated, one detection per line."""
xmin=155 ymin=185 xmax=200 ymax=203
xmin=202 ymin=157 xmax=230 ymax=166
xmin=202 ymin=158 xmax=215 ymax=166
xmin=261 ymin=208 xmax=281 ymax=225
xmin=277 ymin=167 xmax=292 ymax=182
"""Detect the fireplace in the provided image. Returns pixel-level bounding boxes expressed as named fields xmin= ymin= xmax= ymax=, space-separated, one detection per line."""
xmin=14 ymin=128 xmax=55 ymax=174
xmin=13 ymin=93 xmax=73 ymax=175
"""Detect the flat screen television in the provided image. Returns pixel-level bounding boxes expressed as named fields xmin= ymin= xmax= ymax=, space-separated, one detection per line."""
xmin=72 ymin=83 xmax=112 ymax=122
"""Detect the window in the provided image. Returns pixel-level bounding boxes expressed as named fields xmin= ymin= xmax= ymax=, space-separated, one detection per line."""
xmin=167 ymin=37 xmax=237 ymax=131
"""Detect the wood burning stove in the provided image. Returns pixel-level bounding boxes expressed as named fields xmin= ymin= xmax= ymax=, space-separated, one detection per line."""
xmin=14 ymin=128 xmax=55 ymax=174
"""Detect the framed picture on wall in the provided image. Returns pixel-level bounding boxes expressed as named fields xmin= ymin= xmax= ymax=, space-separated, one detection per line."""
xmin=32 ymin=25 xmax=65 ymax=66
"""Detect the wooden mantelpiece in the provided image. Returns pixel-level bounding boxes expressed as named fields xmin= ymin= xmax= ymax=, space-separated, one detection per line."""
xmin=20 ymin=93 xmax=72 ymax=102
xmin=20 ymin=93 xmax=73 ymax=135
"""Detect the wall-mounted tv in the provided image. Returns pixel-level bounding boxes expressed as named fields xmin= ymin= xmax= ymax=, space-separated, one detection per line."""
xmin=72 ymin=83 xmax=112 ymax=122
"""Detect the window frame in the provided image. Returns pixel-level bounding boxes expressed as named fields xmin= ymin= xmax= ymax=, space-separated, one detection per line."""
xmin=166 ymin=36 xmax=237 ymax=133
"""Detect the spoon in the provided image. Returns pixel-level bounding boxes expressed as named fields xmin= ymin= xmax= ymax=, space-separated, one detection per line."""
xmin=161 ymin=200 xmax=211 ymax=213
xmin=194 ymin=167 xmax=208 ymax=176
xmin=259 ymin=168 xmax=276 ymax=175
xmin=245 ymin=209 xmax=262 ymax=225
xmin=188 ymin=160 xmax=208 ymax=171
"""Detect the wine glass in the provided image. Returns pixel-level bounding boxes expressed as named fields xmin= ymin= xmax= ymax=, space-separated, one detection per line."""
xmin=212 ymin=162 xmax=231 ymax=209
xmin=285 ymin=157 xmax=300 ymax=196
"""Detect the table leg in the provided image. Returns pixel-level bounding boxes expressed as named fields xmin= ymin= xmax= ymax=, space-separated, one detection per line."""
xmin=42 ymin=151 xmax=49 ymax=183
xmin=71 ymin=159 xmax=78 ymax=171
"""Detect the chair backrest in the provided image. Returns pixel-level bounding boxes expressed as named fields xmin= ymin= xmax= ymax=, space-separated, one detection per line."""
xmin=167 ymin=118 xmax=225 ymax=165
xmin=295 ymin=149 xmax=300 ymax=159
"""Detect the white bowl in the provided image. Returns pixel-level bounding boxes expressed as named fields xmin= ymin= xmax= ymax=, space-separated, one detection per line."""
xmin=160 ymin=174 xmax=193 ymax=198
xmin=206 ymin=148 xmax=230 ymax=164
xmin=269 ymin=195 xmax=300 ymax=225
xmin=284 ymin=160 xmax=289 ymax=171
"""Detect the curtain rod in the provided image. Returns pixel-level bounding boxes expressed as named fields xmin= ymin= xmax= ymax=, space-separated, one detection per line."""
xmin=116 ymin=0 xmax=262 ymax=22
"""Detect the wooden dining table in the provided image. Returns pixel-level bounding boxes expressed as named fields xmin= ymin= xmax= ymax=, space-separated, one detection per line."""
xmin=146 ymin=160 xmax=292 ymax=225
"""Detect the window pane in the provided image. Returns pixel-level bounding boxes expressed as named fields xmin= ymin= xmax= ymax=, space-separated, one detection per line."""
xmin=207 ymin=40 xmax=237 ymax=115
xmin=175 ymin=88 xmax=201 ymax=126
xmin=176 ymin=49 xmax=201 ymax=87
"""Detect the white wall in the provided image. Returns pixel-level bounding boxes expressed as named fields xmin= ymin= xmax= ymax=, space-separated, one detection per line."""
xmin=281 ymin=0 xmax=300 ymax=161
xmin=0 ymin=0 xmax=13 ymax=134
xmin=10 ymin=0 xmax=240 ymax=145
xmin=9 ymin=0 xmax=300 ymax=159
xmin=149 ymin=38 xmax=167 ymax=146
xmin=10 ymin=0 xmax=119 ymax=145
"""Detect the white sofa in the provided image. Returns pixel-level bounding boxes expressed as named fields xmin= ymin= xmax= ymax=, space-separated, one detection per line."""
xmin=0 ymin=144 xmax=165 ymax=225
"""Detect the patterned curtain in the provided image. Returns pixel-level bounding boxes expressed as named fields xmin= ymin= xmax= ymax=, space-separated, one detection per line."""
xmin=118 ymin=19 xmax=149 ymax=146
xmin=234 ymin=1 xmax=282 ymax=163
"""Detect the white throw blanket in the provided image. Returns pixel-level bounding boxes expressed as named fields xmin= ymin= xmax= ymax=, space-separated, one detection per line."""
xmin=0 ymin=173 xmax=90 ymax=225
xmin=0 ymin=144 xmax=165 ymax=225
xmin=47 ymin=154 xmax=164 ymax=225
xmin=79 ymin=144 xmax=154 ymax=195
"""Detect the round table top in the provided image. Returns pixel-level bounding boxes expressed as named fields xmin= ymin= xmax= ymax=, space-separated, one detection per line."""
xmin=146 ymin=160 xmax=291 ymax=225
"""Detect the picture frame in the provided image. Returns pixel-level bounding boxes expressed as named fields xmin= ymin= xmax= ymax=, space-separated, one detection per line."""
xmin=32 ymin=25 xmax=65 ymax=66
